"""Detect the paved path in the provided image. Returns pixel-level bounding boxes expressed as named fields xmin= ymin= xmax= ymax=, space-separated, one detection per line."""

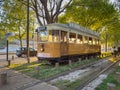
xmin=0 ymin=67 xmax=40 ymax=90
xmin=24 ymin=82 xmax=59 ymax=90
xmin=0 ymin=56 xmax=59 ymax=90
xmin=0 ymin=67 xmax=59 ymax=90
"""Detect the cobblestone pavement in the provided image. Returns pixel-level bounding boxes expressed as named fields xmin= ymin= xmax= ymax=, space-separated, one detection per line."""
xmin=0 ymin=56 xmax=59 ymax=90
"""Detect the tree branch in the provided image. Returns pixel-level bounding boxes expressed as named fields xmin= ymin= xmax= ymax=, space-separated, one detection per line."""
xmin=53 ymin=0 xmax=72 ymax=22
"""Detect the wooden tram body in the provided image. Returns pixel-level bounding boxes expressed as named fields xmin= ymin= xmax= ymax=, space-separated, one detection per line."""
xmin=36 ymin=23 xmax=100 ymax=62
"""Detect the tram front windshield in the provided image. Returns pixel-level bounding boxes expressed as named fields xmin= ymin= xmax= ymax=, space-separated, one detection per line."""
xmin=38 ymin=30 xmax=48 ymax=42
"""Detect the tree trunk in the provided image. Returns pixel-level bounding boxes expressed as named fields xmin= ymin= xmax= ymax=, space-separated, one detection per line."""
xmin=19 ymin=37 xmax=22 ymax=48
xmin=18 ymin=27 xmax=22 ymax=48
xmin=105 ymin=34 xmax=108 ymax=52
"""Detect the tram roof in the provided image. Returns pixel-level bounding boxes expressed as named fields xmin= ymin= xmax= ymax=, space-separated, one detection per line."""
xmin=37 ymin=23 xmax=99 ymax=38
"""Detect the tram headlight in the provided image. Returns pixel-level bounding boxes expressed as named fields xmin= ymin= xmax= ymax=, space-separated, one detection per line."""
xmin=41 ymin=44 xmax=44 ymax=52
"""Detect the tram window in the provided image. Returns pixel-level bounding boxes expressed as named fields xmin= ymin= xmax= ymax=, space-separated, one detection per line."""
xmin=48 ymin=30 xmax=53 ymax=42
xmin=96 ymin=40 xmax=100 ymax=45
xmin=84 ymin=36 xmax=88 ymax=44
xmin=38 ymin=30 xmax=48 ymax=42
xmin=93 ymin=38 xmax=96 ymax=45
xmin=61 ymin=31 xmax=67 ymax=42
xmin=69 ymin=33 xmax=76 ymax=43
xmin=77 ymin=35 xmax=82 ymax=44
xmin=48 ymin=30 xmax=60 ymax=42
xmin=89 ymin=37 xmax=92 ymax=45
xmin=53 ymin=30 xmax=60 ymax=42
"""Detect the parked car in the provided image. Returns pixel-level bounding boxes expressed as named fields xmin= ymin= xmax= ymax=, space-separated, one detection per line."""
xmin=16 ymin=47 xmax=37 ymax=57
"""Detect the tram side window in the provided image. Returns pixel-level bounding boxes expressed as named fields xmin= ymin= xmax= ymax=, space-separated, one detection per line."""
xmin=89 ymin=37 xmax=92 ymax=45
xmin=69 ymin=33 xmax=76 ymax=43
xmin=53 ymin=30 xmax=60 ymax=42
xmin=93 ymin=38 xmax=96 ymax=45
xmin=61 ymin=31 xmax=67 ymax=42
xmin=97 ymin=39 xmax=100 ymax=45
xmin=77 ymin=35 xmax=82 ymax=44
xmin=48 ymin=30 xmax=53 ymax=42
xmin=84 ymin=36 xmax=88 ymax=44
xmin=38 ymin=30 xmax=48 ymax=42
xmin=48 ymin=30 xmax=60 ymax=42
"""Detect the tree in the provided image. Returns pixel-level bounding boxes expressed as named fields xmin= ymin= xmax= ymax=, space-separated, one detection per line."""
xmin=1 ymin=0 xmax=35 ymax=48
xmin=59 ymin=0 xmax=116 ymax=31
xmin=113 ymin=0 xmax=120 ymax=46
xmin=107 ymin=18 xmax=120 ymax=46
xmin=19 ymin=0 xmax=72 ymax=26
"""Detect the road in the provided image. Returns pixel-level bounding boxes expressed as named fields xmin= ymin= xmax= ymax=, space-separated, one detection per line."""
xmin=0 ymin=53 xmax=17 ymax=61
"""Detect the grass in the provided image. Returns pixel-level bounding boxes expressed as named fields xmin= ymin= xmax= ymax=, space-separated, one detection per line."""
xmin=52 ymin=76 xmax=86 ymax=90
xmin=95 ymin=66 xmax=120 ymax=90
xmin=9 ymin=58 xmax=100 ymax=80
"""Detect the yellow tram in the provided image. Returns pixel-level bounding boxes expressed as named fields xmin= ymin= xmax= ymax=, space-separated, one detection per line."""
xmin=36 ymin=23 xmax=100 ymax=62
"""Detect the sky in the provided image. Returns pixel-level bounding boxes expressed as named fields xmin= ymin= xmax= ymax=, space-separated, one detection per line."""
xmin=110 ymin=0 xmax=117 ymax=3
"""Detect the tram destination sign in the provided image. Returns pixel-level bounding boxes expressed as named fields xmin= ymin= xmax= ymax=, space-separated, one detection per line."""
xmin=36 ymin=26 xmax=47 ymax=32
xmin=38 ymin=26 xmax=47 ymax=30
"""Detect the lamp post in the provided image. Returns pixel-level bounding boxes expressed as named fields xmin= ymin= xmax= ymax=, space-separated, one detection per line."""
xmin=5 ymin=32 xmax=15 ymax=66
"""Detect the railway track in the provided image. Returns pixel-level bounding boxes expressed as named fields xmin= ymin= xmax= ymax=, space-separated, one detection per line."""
xmin=14 ymin=57 xmax=112 ymax=90
xmin=75 ymin=59 xmax=120 ymax=90
xmin=14 ymin=60 xmax=100 ymax=90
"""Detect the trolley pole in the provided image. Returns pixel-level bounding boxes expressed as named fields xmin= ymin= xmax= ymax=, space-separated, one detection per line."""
xmin=27 ymin=0 xmax=30 ymax=63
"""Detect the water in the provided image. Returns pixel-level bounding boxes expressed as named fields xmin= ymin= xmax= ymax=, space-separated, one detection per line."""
xmin=0 ymin=45 xmax=19 ymax=53
xmin=0 ymin=44 xmax=37 ymax=53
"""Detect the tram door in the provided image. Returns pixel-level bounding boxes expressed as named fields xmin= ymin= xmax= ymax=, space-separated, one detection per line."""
xmin=60 ymin=31 xmax=68 ymax=56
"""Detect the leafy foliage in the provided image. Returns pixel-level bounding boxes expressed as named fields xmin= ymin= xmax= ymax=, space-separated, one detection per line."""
xmin=59 ymin=0 xmax=116 ymax=30
xmin=0 ymin=0 xmax=35 ymax=47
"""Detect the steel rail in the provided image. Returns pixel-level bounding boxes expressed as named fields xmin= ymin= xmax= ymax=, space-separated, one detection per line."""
xmin=75 ymin=59 xmax=120 ymax=90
